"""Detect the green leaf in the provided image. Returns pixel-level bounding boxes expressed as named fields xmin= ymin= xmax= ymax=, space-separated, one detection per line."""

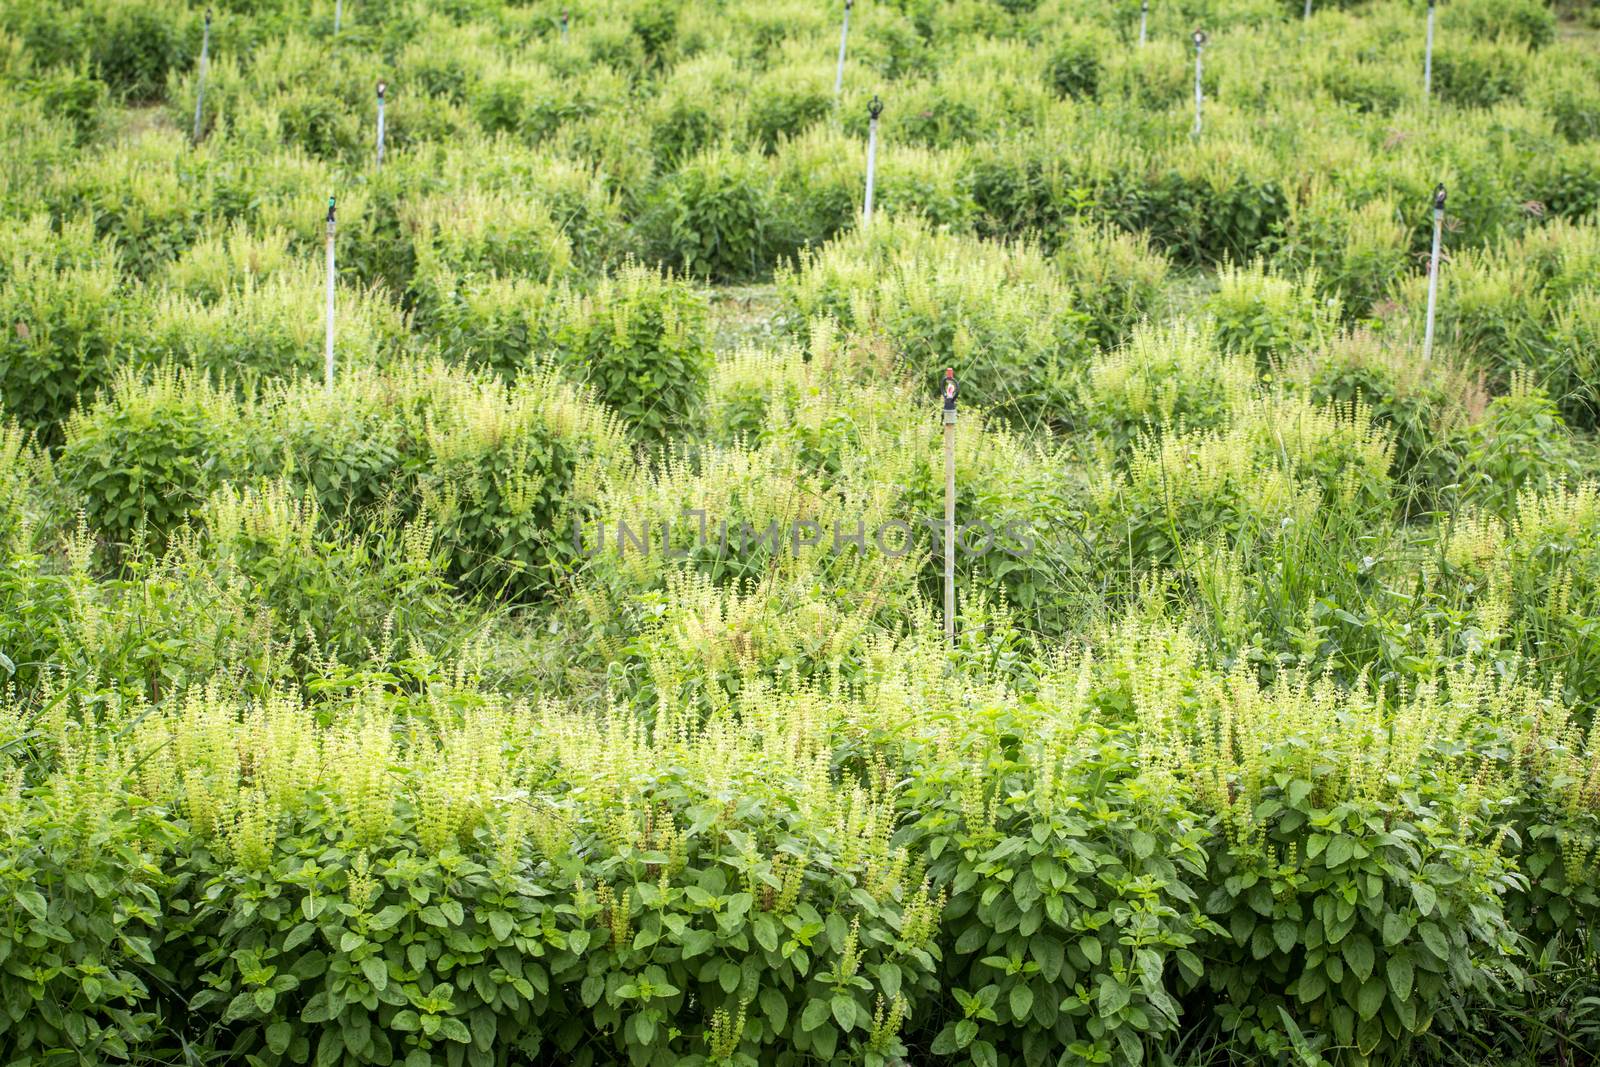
xmin=1356 ymin=976 xmax=1385 ymax=1021
xmin=1343 ymin=934 xmax=1374 ymax=983
xmin=800 ymin=998 xmax=830 ymax=1033
xmin=360 ymin=955 xmax=388 ymax=992
xmin=1324 ymin=835 xmax=1355 ymax=868
xmin=832 ymin=994 xmax=857 ymax=1032
xmin=878 ymin=962 xmax=902 ymax=999
xmin=1412 ymin=882 xmax=1438 ymax=917
xmin=1295 ymin=968 xmax=1327 ymax=1003
xmin=760 ymin=987 xmax=788 ymax=1034
xmin=1382 ymin=911 xmax=1410 ymax=947
xmin=266 ymin=1021 xmax=293 ymax=1054
xmin=1009 ymin=983 xmax=1034 ymax=1021
xmin=1097 ymin=978 xmax=1131 ymax=1018
xmin=1386 ymin=954 xmax=1414 ymax=1001
xmin=15 ymin=890 xmax=46 ymax=921
xmin=284 ymin=922 xmax=317 ymax=951
xmin=754 ymin=914 xmax=780 ymax=953
xmin=1418 ymin=922 xmax=1449 ymax=961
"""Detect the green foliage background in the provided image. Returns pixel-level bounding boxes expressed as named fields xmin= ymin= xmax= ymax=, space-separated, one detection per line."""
xmin=1 ymin=0 xmax=1600 ymax=1064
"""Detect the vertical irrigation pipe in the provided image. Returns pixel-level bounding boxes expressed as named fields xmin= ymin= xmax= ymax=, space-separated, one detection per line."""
xmin=1424 ymin=0 xmax=1435 ymax=99
xmin=560 ymin=9 xmax=569 ymax=41
xmin=942 ymin=368 xmax=958 ymax=646
xmin=1304 ymin=0 xmax=1312 ymax=21
xmin=1192 ymin=30 xmax=1207 ymax=137
xmin=835 ymin=0 xmax=852 ymax=102
xmin=324 ymin=197 xmax=336 ymax=390
xmin=192 ymin=9 xmax=211 ymax=144
xmin=375 ymin=80 xmax=386 ymax=167
xmin=863 ymin=94 xmax=881 ymax=225
xmin=1422 ymin=183 xmax=1446 ymax=364
xmin=334 ymin=0 xmax=342 ymax=34
xmin=1139 ymin=0 xmax=1148 ymax=46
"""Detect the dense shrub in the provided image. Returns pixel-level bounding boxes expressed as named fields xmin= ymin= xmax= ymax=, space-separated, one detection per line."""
xmin=59 ymin=367 xmax=245 ymax=548
xmin=747 ymin=83 xmax=831 ymax=154
xmin=635 ymin=146 xmax=794 ymax=283
xmin=1432 ymin=45 xmax=1527 ymax=109
xmin=1055 ymin=222 xmax=1170 ymax=350
xmin=15 ymin=66 xmax=108 ymax=144
xmin=5 ymin=2 xmax=1600 ymax=1064
xmin=1205 ymin=260 xmax=1341 ymax=365
xmin=777 ymin=219 xmax=1093 ymax=428
xmin=1444 ymin=0 xmax=1556 ymax=50
xmin=0 ymin=217 xmax=124 ymax=443
xmin=1454 ymin=377 xmax=1581 ymax=516
xmin=1045 ymin=36 xmax=1103 ymax=100
xmin=547 ymin=263 xmax=714 ymax=447
xmin=1081 ymin=322 xmax=1255 ymax=451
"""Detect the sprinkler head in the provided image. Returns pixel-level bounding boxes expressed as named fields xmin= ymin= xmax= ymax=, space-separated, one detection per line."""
xmin=943 ymin=368 xmax=958 ymax=409
xmin=376 ymin=80 xmax=387 ymax=98
xmin=326 ymin=196 xmax=336 ymax=223
xmin=1433 ymin=183 xmax=1447 ymax=211
xmin=868 ymin=94 xmax=883 ymax=119
xmin=205 ymin=9 xmax=212 ymax=24
xmin=1192 ymin=29 xmax=1207 ymax=47
xmin=845 ymin=0 xmax=853 ymax=9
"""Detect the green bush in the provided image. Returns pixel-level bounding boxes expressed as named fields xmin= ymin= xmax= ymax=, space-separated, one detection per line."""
xmin=0 ymin=744 xmax=175 ymax=1060
xmin=1081 ymin=322 xmax=1255 ymax=452
xmin=1444 ymin=0 xmax=1556 ymax=50
xmin=548 ymin=263 xmax=714 ymax=447
xmin=404 ymin=365 xmax=629 ymax=601
xmin=195 ymin=479 xmax=460 ymax=674
xmin=1089 ymin=396 xmax=1394 ymax=569
xmin=40 ymin=133 xmax=206 ymax=278
xmin=0 ymin=216 xmax=126 ymax=444
xmin=1433 ymin=45 xmax=1527 ymax=109
xmin=777 ymin=219 xmax=1092 ymax=428
xmin=1269 ymin=185 xmax=1410 ymax=317
xmin=1055 ymin=222 xmax=1170 ymax=350
xmin=15 ymin=65 xmax=108 ymax=144
xmin=1455 ymin=377 xmax=1582 ymax=516
xmin=59 ymin=367 xmax=245 ymax=548
xmin=122 ymin=266 xmax=410 ymax=386
xmin=901 ymin=709 xmax=1211 ymax=1066
xmin=1282 ymin=332 xmax=1473 ymax=487
xmin=1182 ymin=673 xmax=1520 ymax=1062
xmin=635 ymin=146 xmax=794 ymax=283
xmin=414 ymin=271 xmax=557 ymax=378
xmin=747 ymin=83 xmax=831 ymax=154
xmin=1046 ymin=37 xmax=1102 ymax=100
xmin=1206 ymin=260 xmax=1342 ymax=365
xmin=408 ymin=191 xmax=575 ymax=289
